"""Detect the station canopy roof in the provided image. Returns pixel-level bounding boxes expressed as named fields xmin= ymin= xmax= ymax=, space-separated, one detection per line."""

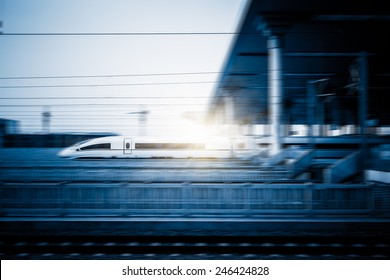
xmin=208 ymin=0 xmax=390 ymax=126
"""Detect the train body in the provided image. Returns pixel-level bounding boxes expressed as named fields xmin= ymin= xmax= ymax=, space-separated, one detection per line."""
xmin=58 ymin=135 xmax=255 ymax=159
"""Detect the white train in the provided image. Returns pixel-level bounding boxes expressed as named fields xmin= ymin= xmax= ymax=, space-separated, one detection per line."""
xmin=58 ymin=135 xmax=256 ymax=159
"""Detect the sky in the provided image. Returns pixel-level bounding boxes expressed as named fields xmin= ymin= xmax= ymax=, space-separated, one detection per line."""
xmin=0 ymin=0 xmax=249 ymax=137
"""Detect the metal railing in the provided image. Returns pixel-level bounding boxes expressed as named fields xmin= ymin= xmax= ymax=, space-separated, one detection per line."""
xmin=0 ymin=167 xmax=290 ymax=182
xmin=1 ymin=183 xmax=388 ymax=217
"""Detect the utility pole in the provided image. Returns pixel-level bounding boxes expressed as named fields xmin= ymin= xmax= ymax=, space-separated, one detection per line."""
xmin=127 ymin=105 xmax=150 ymax=136
xmin=42 ymin=106 xmax=51 ymax=134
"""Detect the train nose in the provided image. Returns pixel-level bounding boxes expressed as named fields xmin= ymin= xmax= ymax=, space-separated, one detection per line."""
xmin=57 ymin=148 xmax=72 ymax=157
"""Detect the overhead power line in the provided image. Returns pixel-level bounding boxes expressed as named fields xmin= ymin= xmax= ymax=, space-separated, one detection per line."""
xmin=0 ymin=71 xmax=222 ymax=80
xmin=0 ymin=97 xmax=211 ymax=99
xmin=0 ymin=103 xmax=208 ymax=107
xmin=0 ymin=81 xmax=217 ymax=89
xmin=1 ymin=32 xmax=240 ymax=36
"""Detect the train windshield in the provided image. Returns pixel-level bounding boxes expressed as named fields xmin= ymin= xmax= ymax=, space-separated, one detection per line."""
xmin=71 ymin=140 xmax=90 ymax=148
xmin=80 ymin=143 xmax=111 ymax=150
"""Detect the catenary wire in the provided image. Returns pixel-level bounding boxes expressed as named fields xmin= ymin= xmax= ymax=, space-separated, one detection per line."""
xmin=0 ymin=71 xmax=224 ymax=80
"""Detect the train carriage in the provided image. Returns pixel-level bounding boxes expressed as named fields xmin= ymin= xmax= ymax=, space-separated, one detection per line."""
xmin=58 ymin=136 xmax=254 ymax=159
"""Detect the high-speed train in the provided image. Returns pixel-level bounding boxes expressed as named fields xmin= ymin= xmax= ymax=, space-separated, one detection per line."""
xmin=58 ymin=135 xmax=256 ymax=159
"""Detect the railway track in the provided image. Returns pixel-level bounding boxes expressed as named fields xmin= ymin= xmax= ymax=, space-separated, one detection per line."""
xmin=0 ymin=166 xmax=290 ymax=183
xmin=2 ymin=235 xmax=389 ymax=260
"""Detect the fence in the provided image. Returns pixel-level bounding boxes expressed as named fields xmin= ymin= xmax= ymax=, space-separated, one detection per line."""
xmin=1 ymin=183 xmax=389 ymax=217
xmin=0 ymin=167 xmax=290 ymax=182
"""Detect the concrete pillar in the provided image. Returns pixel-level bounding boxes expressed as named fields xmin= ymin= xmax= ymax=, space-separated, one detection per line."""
xmin=224 ymin=94 xmax=234 ymax=126
xmin=224 ymin=94 xmax=235 ymax=157
xmin=358 ymin=52 xmax=368 ymax=168
xmin=268 ymin=36 xmax=283 ymax=155
xmin=307 ymin=81 xmax=317 ymax=149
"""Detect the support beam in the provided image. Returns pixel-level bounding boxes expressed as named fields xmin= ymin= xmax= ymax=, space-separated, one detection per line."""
xmin=307 ymin=81 xmax=317 ymax=149
xmin=358 ymin=52 xmax=369 ymax=168
xmin=268 ymin=36 xmax=283 ymax=155
xmin=224 ymin=94 xmax=235 ymax=157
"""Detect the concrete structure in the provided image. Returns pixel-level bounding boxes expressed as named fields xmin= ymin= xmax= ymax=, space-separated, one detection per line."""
xmin=0 ymin=119 xmax=20 ymax=147
xmin=207 ymin=0 xmax=390 ymax=181
xmin=208 ymin=0 xmax=390 ymax=150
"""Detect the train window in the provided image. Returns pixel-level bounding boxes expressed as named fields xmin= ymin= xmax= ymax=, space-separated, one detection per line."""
xmin=236 ymin=143 xmax=246 ymax=149
xmin=135 ymin=143 xmax=162 ymax=149
xmin=135 ymin=143 xmax=205 ymax=149
xmin=80 ymin=143 xmax=111 ymax=150
xmin=163 ymin=143 xmax=205 ymax=149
